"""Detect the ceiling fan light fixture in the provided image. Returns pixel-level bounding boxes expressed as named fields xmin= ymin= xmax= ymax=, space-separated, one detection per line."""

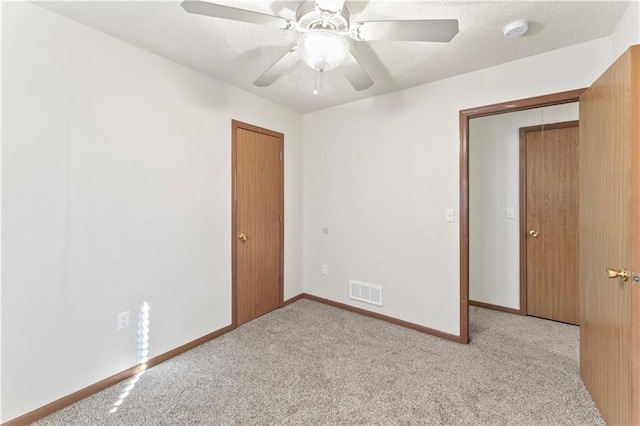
xmin=315 ymin=0 xmax=344 ymax=15
xmin=297 ymin=30 xmax=349 ymax=72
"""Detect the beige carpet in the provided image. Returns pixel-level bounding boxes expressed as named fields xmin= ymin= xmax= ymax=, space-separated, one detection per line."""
xmin=35 ymin=299 xmax=603 ymax=425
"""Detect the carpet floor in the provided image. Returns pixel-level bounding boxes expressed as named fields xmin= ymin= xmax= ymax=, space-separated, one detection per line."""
xmin=35 ymin=299 xmax=603 ymax=425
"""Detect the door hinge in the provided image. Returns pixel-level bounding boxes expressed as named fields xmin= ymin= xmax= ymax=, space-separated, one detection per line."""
xmin=279 ymin=214 xmax=283 ymax=223
xmin=633 ymin=272 xmax=640 ymax=286
xmin=279 ymin=152 xmax=283 ymax=161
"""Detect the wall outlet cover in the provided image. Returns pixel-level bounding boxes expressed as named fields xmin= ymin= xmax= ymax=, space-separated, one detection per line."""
xmin=117 ymin=311 xmax=130 ymax=331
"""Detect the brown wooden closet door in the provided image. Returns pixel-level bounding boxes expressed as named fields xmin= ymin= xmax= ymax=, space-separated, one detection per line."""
xmin=234 ymin=122 xmax=283 ymax=326
xmin=525 ymin=123 xmax=579 ymax=325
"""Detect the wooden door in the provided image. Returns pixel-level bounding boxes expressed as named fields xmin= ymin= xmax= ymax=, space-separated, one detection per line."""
xmin=579 ymin=45 xmax=639 ymax=425
xmin=522 ymin=121 xmax=579 ymax=325
xmin=232 ymin=120 xmax=284 ymax=327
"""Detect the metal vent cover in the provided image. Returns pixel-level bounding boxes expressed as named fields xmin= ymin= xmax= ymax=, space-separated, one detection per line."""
xmin=349 ymin=280 xmax=383 ymax=306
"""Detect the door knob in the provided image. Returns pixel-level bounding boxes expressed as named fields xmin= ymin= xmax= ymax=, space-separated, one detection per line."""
xmin=529 ymin=230 xmax=539 ymax=238
xmin=606 ymin=267 xmax=629 ymax=282
xmin=238 ymin=233 xmax=248 ymax=242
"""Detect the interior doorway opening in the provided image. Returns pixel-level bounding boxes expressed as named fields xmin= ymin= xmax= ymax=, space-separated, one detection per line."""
xmin=467 ymin=105 xmax=579 ymax=327
xmin=458 ymin=89 xmax=585 ymax=343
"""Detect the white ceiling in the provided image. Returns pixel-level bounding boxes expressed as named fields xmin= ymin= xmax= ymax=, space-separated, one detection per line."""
xmin=35 ymin=1 xmax=630 ymax=114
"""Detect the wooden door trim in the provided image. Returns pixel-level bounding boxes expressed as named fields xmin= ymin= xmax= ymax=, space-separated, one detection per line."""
xmin=468 ymin=300 xmax=522 ymax=315
xmin=231 ymin=120 xmax=285 ymax=329
xmin=518 ymin=120 xmax=579 ymax=318
xmin=459 ymin=88 xmax=586 ymax=344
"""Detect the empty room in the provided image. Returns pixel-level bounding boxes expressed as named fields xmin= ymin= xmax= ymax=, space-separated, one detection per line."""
xmin=1 ymin=0 xmax=639 ymax=424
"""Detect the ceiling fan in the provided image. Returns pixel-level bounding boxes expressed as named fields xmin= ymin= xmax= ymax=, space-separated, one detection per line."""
xmin=181 ymin=0 xmax=459 ymax=91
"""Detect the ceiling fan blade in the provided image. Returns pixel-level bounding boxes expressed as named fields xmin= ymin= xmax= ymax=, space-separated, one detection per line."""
xmin=340 ymin=50 xmax=373 ymax=91
xmin=253 ymin=46 xmax=300 ymax=87
xmin=181 ymin=1 xmax=292 ymax=28
xmin=351 ymin=19 xmax=459 ymax=42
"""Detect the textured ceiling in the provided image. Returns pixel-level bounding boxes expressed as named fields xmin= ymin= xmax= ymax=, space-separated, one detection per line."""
xmin=35 ymin=1 xmax=630 ymax=114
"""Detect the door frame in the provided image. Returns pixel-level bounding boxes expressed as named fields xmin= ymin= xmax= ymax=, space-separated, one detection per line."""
xmin=231 ymin=119 xmax=285 ymax=329
xmin=519 ymin=120 xmax=579 ymax=320
xmin=459 ymin=88 xmax=585 ymax=343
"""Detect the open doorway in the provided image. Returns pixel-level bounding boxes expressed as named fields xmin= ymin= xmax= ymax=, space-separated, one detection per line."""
xmin=458 ymin=89 xmax=585 ymax=343
xmin=468 ymin=104 xmax=579 ymax=326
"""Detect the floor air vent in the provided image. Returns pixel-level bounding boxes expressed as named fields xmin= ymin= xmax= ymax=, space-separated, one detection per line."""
xmin=349 ymin=280 xmax=383 ymax=306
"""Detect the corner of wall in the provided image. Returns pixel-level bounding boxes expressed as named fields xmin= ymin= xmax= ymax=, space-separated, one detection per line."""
xmin=611 ymin=1 xmax=640 ymax=62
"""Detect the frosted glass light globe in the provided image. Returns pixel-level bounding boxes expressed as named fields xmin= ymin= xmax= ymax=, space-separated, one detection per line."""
xmin=297 ymin=30 xmax=349 ymax=72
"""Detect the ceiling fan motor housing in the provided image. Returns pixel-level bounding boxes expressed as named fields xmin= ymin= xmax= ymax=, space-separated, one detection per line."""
xmin=296 ymin=1 xmax=350 ymax=32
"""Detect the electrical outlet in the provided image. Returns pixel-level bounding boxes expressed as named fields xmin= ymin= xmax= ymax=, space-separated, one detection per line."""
xmin=117 ymin=311 xmax=130 ymax=331
xmin=321 ymin=265 xmax=328 ymax=275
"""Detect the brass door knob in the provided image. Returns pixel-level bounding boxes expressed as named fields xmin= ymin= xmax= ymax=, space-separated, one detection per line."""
xmin=606 ymin=267 xmax=629 ymax=282
xmin=238 ymin=233 xmax=248 ymax=242
xmin=529 ymin=230 xmax=539 ymax=238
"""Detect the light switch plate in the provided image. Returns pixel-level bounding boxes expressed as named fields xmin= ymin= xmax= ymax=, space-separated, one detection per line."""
xmin=506 ymin=208 xmax=515 ymax=219
xmin=445 ymin=209 xmax=455 ymax=223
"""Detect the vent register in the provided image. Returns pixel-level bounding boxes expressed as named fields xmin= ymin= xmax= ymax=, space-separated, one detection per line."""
xmin=349 ymin=280 xmax=383 ymax=306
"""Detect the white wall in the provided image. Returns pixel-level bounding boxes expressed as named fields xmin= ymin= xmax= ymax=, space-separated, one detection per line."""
xmin=612 ymin=1 xmax=640 ymax=61
xmin=1 ymin=3 xmax=302 ymax=422
xmin=303 ymin=37 xmax=611 ymax=336
xmin=468 ymin=104 xmax=579 ymax=310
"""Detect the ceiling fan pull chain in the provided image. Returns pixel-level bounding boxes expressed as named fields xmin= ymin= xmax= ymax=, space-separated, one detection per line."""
xmin=314 ymin=70 xmax=318 ymax=95
xmin=313 ymin=69 xmax=324 ymax=95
